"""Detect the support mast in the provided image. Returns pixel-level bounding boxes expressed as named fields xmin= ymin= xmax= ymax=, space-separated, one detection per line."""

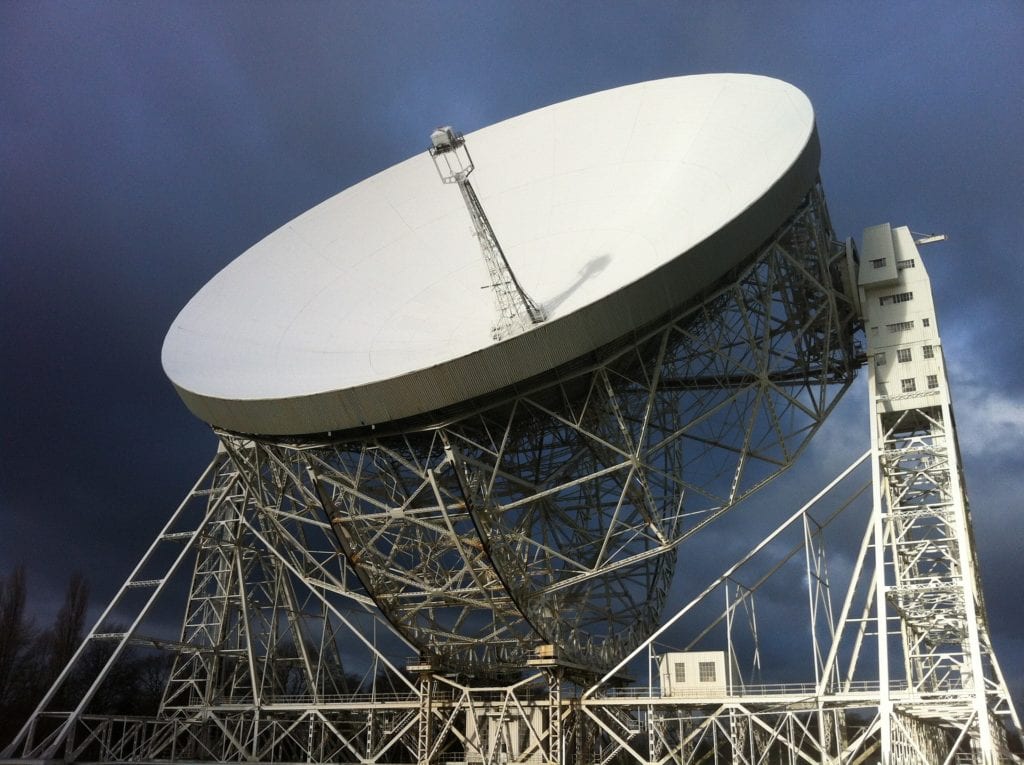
xmin=429 ymin=125 xmax=546 ymax=340
xmin=859 ymin=223 xmax=1016 ymax=761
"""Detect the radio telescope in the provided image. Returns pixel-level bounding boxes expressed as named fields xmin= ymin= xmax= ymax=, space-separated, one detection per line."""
xmin=161 ymin=73 xmax=859 ymax=673
xmin=7 ymin=73 xmax=1020 ymax=765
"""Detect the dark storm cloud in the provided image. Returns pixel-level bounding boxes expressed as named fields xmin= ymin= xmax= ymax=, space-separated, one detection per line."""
xmin=2 ymin=0 xmax=1023 ymax=699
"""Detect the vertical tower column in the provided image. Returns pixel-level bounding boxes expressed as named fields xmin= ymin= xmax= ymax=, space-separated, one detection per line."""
xmin=413 ymin=665 xmax=435 ymax=765
xmin=546 ymin=669 xmax=564 ymax=765
xmin=859 ymin=224 xmax=1013 ymax=761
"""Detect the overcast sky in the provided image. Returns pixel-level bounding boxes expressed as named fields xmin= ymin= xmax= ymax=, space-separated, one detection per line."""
xmin=2 ymin=1 xmax=1023 ymax=702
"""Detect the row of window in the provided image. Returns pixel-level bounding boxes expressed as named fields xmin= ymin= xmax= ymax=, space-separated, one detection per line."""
xmin=868 ymin=257 xmax=916 ymax=270
xmin=875 ymin=345 xmax=936 ymax=366
xmin=876 ymin=346 xmax=933 ymax=366
xmin=867 ymin=257 xmax=916 ymax=270
xmin=673 ymin=662 xmax=717 ymax=683
xmin=880 ymin=317 xmax=931 ymax=334
xmin=879 ymin=291 xmax=913 ymax=306
xmin=900 ymin=375 xmax=940 ymax=393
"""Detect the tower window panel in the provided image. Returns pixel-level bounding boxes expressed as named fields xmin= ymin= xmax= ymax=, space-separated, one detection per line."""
xmin=674 ymin=663 xmax=685 ymax=683
xmin=927 ymin=374 xmax=939 ymax=389
xmin=870 ymin=258 xmax=886 ymax=269
xmin=875 ymin=352 xmax=886 ymax=367
xmin=901 ymin=378 xmax=917 ymax=393
xmin=923 ymin=345 xmax=934 ymax=359
xmin=896 ymin=348 xmax=912 ymax=363
xmin=699 ymin=662 xmax=716 ymax=682
xmin=879 ymin=292 xmax=914 ymax=306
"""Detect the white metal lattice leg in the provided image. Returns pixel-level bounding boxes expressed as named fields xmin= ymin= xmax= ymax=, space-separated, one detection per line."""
xmin=1 ymin=451 xmax=235 ymax=760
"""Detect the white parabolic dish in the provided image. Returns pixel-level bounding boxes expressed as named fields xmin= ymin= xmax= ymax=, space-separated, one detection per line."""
xmin=163 ymin=73 xmax=821 ymax=436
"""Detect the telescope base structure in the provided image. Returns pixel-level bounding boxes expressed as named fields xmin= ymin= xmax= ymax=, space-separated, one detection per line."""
xmin=4 ymin=227 xmax=1022 ymax=765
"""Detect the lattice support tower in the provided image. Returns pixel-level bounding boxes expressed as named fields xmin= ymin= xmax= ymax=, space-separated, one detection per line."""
xmin=859 ymin=224 xmax=1018 ymax=762
xmin=575 ymin=225 xmax=1023 ymax=765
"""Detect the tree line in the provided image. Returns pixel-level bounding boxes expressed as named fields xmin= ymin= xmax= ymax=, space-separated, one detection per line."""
xmin=0 ymin=565 xmax=167 ymax=749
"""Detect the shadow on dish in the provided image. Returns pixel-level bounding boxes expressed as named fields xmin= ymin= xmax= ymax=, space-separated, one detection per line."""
xmin=543 ymin=253 xmax=611 ymax=314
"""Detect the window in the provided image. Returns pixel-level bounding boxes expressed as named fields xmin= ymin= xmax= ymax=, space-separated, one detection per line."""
xmin=879 ymin=292 xmax=914 ymax=306
xmin=922 ymin=345 xmax=935 ymax=359
xmin=922 ymin=317 xmax=931 ymax=327
xmin=674 ymin=663 xmax=686 ymax=683
xmin=927 ymin=375 xmax=939 ymax=389
xmin=875 ymin=352 xmax=886 ymax=367
xmin=870 ymin=258 xmax=887 ymax=269
xmin=887 ymin=321 xmax=915 ymax=333
xmin=870 ymin=326 xmax=879 ymax=337
xmin=699 ymin=662 xmax=717 ymax=683
xmin=901 ymin=378 xmax=917 ymax=393
xmin=896 ymin=348 xmax=912 ymax=363
xmin=896 ymin=258 xmax=916 ymax=270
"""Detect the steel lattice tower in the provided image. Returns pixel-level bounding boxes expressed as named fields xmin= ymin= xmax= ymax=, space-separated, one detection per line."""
xmin=859 ymin=224 xmax=1018 ymax=761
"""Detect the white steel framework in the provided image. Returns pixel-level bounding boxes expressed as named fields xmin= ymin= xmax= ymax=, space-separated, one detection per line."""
xmin=217 ymin=183 xmax=856 ymax=676
xmin=3 ymin=226 xmax=1021 ymax=765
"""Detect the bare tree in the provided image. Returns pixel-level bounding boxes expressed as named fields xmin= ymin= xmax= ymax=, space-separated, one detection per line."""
xmin=0 ymin=565 xmax=30 ymax=706
xmin=47 ymin=571 xmax=88 ymax=684
xmin=1 ymin=569 xmax=173 ymax=749
xmin=0 ymin=565 xmax=39 ymax=749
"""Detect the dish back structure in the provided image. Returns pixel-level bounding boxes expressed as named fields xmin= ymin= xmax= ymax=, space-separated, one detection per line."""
xmin=213 ymin=180 xmax=858 ymax=674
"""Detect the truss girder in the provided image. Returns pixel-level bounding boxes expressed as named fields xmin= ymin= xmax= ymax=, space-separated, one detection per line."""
xmin=158 ymin=446 xmax=372 ymax=717
xmin=867 ymin=402 xmax=1019 ymax=761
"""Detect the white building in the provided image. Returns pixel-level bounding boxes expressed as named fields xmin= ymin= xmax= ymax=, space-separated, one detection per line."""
xmin=658 ymin=651 xmax=731 ymax=698
xmin=858 ymin=224 xmax=948 ymax=413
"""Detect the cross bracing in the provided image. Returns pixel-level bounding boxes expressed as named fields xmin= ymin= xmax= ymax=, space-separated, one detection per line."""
xmin=199 ymin=184 xmax=857 ymax=675
xmin=3 ymin=222 xmax=1022 ymax=765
